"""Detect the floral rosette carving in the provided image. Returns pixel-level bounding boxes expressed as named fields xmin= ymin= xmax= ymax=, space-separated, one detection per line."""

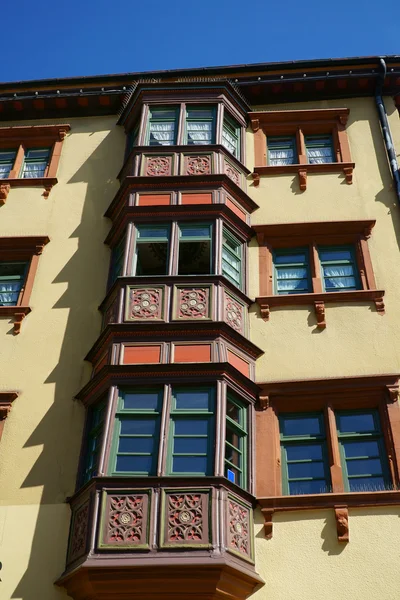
xmin=167 ymin=494 xmax=203 ymax=543
xmin=225 ymin=164 xmax=240 ymax=186
xmin=179 ymin=288 xmax=209 ymax=319
xmin=186 ymin=156 xmax=211 ymax=175
xmin=107 ymin=495 xmax=145 ymax=544
xmin=69 ymin=501 xmax=89 ymax=562
xmin=228 ymin=499 xmax=250 ymax=557
xmin=146 ymin=156 xmax=171 ymax=176
xmin=225 ymin=295 xmax=243 ymax=333
xmin=128 ymin=288 xmax=162 ymax=320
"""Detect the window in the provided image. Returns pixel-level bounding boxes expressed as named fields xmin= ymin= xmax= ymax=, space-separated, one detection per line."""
xmin=147 ymin=107 xmax=178 ymax=146
xmin=134 ymin=225 xmax=170 ymax=276
xmin=225 ymin=394 xmax=248 ymax=487
xmin=178 ymin=223 xmax=212 ymax=275
xmin=186 ymin=107 xmax=215 ymax=145
xmin=21 ymin=148 xmax=51 ymax=178
xmin=0 ymin=236 xmax=49 ymax=333
xmin=336 ymin=410 xmax=390 ymax=492
xmin=273 ymin=248 xmax=311 ymax=295
xmin=255 ymin=220 xmax=384 ymax=327
xmin=0 ymin=124 xmax=69 ymax=201
xmin=280 ymin=413 xmax=331 ymax=495
xmin=82 ymin=400 xmax=106 ymax=484
xmin=0 ymin=150 xmax=17 ymax=179
xmin=222 ymin=229 xmax=243 ymax=289
xmin=109 ymin=235 xmax=126 ymax=284
xmin=250 ymin=108 xmax=353 ymax=190
xmin=0 ymin=262 xmax=28 ymax=306
xmin=222 ymin=115 xmax=241 ymax=158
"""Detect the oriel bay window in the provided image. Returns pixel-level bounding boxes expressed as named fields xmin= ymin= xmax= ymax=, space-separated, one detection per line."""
xmin=80 ymin=385 xmax=252 ymax=489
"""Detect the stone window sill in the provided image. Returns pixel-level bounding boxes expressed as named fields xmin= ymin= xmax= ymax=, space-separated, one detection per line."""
xmin=252 ymin=162 xmax=355 ymax=189
xmin=0 ymin=306 xmax=31 ymax=334
xmin=0 ymin=177 xmax=58 ymax=203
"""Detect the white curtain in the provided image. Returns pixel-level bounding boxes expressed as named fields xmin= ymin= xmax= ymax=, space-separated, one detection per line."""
xmin=0 ymin=282 xmax=20 ymax=305
xmin=308 ymin=147 xmax=333 ymax=164
xmin=0 ymin=164 xmax=11 ymax=179
xmin=269 ymin=149 xmax=294 ymax=166
xmin=23 ymin=162 xmax=46 ymax=178
xmin=187 ymin=122 xmax=212 ymax=144
xmin=323 ymin=266 xmax=354 ymax=288
xmin=149 ymin=122 xmax=175 ymax=145
xmin=222 ymin=128 xmax=237 ymax=154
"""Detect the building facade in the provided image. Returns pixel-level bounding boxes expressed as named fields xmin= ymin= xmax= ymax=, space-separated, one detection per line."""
xmin=0 ymin=56 xmax=400 ymax=600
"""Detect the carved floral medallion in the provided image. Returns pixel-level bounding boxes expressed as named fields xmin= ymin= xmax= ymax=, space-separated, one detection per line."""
xmin=127 ymin=288 xmax=163 ymax=320
xmin=224 ymin=294 xmax=244 ymax=333
xmin=185 ymin=156 xmax=211 ymax=175
xmin=146 ymin=156 xmax=171 ymax=176
xmin=105 ymin=494 xmax=147 ymax=546
xmin=167 ymin=493 xmax=205 ymax=544
xmin=178 ymin=288 xmax=209 ymax=319
xmin=228 ymin=498 xmax=251 ymax=558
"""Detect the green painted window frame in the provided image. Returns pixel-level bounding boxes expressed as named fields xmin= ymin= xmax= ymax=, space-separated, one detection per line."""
xmin=222 ymin=228 xmax=243 ymax=290
xmin=109 ymin=235 xmax=126 ymax=285
xmin=225 ymin=392 xmax=248 ymax=489
xmin=177 ymin=222 xmax=213 ymax=276
xmin=167 ymin=386 xmax=215 ymax=477
xmin=280 ymin=412 xmax=331 ymax=496
xmin=267 ymin=136 xmax=297 ymax=166
xmin=273 ymin=247 xmax=312 ymax=295
xmin=133 ymin=224 xmax=171 ymax=276
xmin=336 ymin=409 xmax=391 ymax=492
xmin=146 ymin=106 xmax=179 ymax=146
xmin=305 ymin=134 xmax=335 ymax=164
xmin=109 ymin=388 xmax=163 ymax=476
xmin=20 ymin=147 xmax=51 ymax=178
xmin=82 ymin=400 xmax=106 ymax=484
xmin=0 ymin=261 xmax=29 ymax=306
xmin=0 ymin=149 xmax=17 ymax=179
xmin=185 ymin=106 xmax=216 ymax=146
xmin=222 ymin=113 xmax=241 ymax=158
xmin=318 ymin=244 xmax=360 ymax=292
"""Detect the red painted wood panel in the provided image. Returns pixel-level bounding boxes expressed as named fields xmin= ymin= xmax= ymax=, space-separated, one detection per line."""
xmin=123 ymin=345 xmax=162 ymax=364
xmin=227 ymin=349 xmax=250 ymax=377
xmin=138 ymin=194 xmax=171 ymax=206
xmin=181 ymin=193 xmax=212 ymax=205
xmin=174 ymin=344 xmax=212 ymax=363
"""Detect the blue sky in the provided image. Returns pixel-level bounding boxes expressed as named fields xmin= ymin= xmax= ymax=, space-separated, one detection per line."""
xmin=3 ymin=0 xmax=400 ymax=83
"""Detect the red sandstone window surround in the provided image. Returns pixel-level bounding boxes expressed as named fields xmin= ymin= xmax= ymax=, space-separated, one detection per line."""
xmin=254 ymin=220 xmax=384 ymax=328
xmin=0 ymin=124 xmax=70 ymax=202
xmin=249 ymin=108 xmax=354 ymax=190
xmin=0 ymin=236 xmax=50 ymax=333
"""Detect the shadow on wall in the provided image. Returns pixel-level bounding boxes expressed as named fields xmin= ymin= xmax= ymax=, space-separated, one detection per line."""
xmin=12 ymin=121 xmax=125 ymax=599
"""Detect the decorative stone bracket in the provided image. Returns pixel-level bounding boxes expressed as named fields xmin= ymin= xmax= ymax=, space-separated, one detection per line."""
xmin=252 ymin=163 xmax=354 ymax=190
xmin=0 ymin=392 xmax=18 ymax=442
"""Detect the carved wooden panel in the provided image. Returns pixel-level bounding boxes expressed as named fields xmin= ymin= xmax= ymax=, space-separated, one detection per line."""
xmin=224 ymin=292 xmax=245 ymax=334
xmin=227 ymin=495 xmax=253 ymax=561
xmin=175 ymin=287 xmax=211 ymax=320
xmin=98 ymin=491 xmax=150 ymax=549
xmin=161 ymin=490 xmax=210 ymax=548
xmin=184 ymin=155 xmax=212 ymax=175
xmin=68 ymin=499 xmax=90 ymax=564
xmin=145 ymin=155 xmax=173 ymax=176
xmin=224 ymin=160 xmax=241 ymax=186
xmin=125 ymin=287 xmax=164 ymax=321
xmin=103 ymin=297 xmax=119 ymax=328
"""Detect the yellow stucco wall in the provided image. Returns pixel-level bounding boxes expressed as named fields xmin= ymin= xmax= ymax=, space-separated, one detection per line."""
xmin=0 ymin=116 xmax=124 ymax=599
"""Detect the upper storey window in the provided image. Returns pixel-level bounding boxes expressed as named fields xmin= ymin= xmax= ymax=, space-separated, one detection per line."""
xmin=267 ymin=134 xmax=335 ymax=166
xmin=21 ymin=148 xmax=51 ymax=178
xmin=186 ymin=107 xmax=215 ymax=145
xmin=147 ymin=108 xmax=178 ymax=146
xmin=0 ymin=150 xmax=17 ymax=179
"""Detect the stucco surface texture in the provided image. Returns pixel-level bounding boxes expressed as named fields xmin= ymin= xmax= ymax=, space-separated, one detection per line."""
xmin=0 ymin=116 xmax=124 ymax=598
xmin=246 ymin=97 xmax=400 ymax=382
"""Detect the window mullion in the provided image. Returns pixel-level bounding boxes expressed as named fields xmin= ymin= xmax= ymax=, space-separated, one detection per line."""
xmin=216 ymin=103 xmax=224 ymax=146
xmin=177 ymin=103 xmax=186 ymax=145
xmin=324 ymin=404 xmax=345 ymax=493
xmin=310 ymin=241 xmax=323 ymax=293
xmin=296 ymin=128 xmax=306 ymax=164
xmin=10 ymin=144 xmax=25 ymax=179
xmin=158 ymin=384 xmax=170 ymax=476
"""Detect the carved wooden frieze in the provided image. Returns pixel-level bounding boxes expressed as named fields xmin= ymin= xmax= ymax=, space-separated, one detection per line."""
xmin=126 ymin=287 xmax=164 ymax=321
xmin=224 ymin=292 xmax=245 ymax=334
xmin=99 ymin=491 xmax=150 ymax=549
xmin=227 ymin=495 xmax=253 ymax=561
xmin=175 ymin=287 xmax=211 ymax=320
xmin=224 ymin=161 xmax=241 ymax=186
xmin=68 ymin=499 xmax=90 ymax=564
xmin=145 ymin=155 xmax=172 ymax=176
xmin=184 ymin=155 xmax=211 ymax=175
xmin=161 ymin=490 xmax=210 ymax=548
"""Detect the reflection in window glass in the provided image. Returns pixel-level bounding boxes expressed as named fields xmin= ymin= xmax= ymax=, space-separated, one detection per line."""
xmin=178 ymin=223 xmax=212 ymax=275
xmin=135 ymin=225 xmax=170 ymax=276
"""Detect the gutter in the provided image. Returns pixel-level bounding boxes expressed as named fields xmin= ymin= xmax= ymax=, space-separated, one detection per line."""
xmin=375 ymin=58 xmax=400 ymax=204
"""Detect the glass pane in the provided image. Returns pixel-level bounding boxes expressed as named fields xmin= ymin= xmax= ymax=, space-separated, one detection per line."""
xmin=288 ymin=461 xmax=325 ymax=479
xmin=281 ymin=416 xmax=322 ymax=437
xmin=137 ymin=226 xmax=169 ymax=240
xmin=22 ymin=162 xmax=47 ymax=178
xmin=348 ymin=477 xmax=386 ymax=492
xmin=187 ymin=109 xmax=214 ymax=119
xmin=337 ymin=412 xmax=376 ymax=433
xmin=225 ymin=446 xmax=240 ymax=467
xmin=320 ymin=249 xmax=353 ymax=262
xmin=324 ymin=276 xmax=356 ymax=290
xmin=136 ymin=242 xmax=168 ymax=276
xmin=174 ymin=419 xmax=209 ymax=435
xmin=25 ymin=148 xmax=50 ymax=159
xmin=343 ymin=440 xmax=380 ymax=458
xmin=289 ymin=480 xmax=330 ymax=495
xmin=0 ymin=151 xmax=16 ymax=161
xmin=172 ymin=455 xmax=208 ymax=474
xmin=0 ymin=282 xmax=23 ymax=305
xmin=227 ymin=400 xmax=240 ymax=423
xmin=178 ymin=241 xmax=211 ymax=275
xmin=226 ymin=428 xmax=240 ymax=448
xmin=274 ymin=251 xmax=307 ymax=265
xmin=286 ymin=444 xmax=323 ymax=461
xmin=116 ymin=455 xmax=154 ymax=473
xmin=150 ymin=109 xmax=177 ymax=119
xmin=323 ymin=265 xmax=354 ymax=277
xmin=346 ymin=458 xmax=383 ymax=476
xmin=179 ymin=225 xmax=211 ymax=239
xmin=122 ymin=391 xmax=160 ymax=410
xmin=120 ymin=418 xmax=157 ymax=435
xmin=174 ymin=437 xmax=208 ymax=453
xmin=0 ymin=262 xmax=27 ymax=278
xmin=118 ymin=437 xmax=155 ymax=453
xmin=175 ymin=389 xmax=210 ymax=410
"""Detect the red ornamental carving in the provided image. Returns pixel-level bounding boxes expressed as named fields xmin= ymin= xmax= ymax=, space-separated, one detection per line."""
xmin=179 ymin=288 xmax=209 ymax=319
xmin=107 ymin=495 xmax=145 ymax=544
xmin=225 ymin=164 xmax=240 ymax=186
xmin=167 ymin=494 xmax=203 ymax=543
xmin=228 ymin=499 xmax=250 ymax=558
xmin=69 ymin=501 xmax=89 ymax=562
xmin=129 ymin=288 xmax=162 ymax=319
xmin=225 ymin=295 xmax=243 ymax=333
xmin=186 ymin=156 xmax=211 ymax=175
xmin=146 ymin=156 xmax=171 ymax=176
